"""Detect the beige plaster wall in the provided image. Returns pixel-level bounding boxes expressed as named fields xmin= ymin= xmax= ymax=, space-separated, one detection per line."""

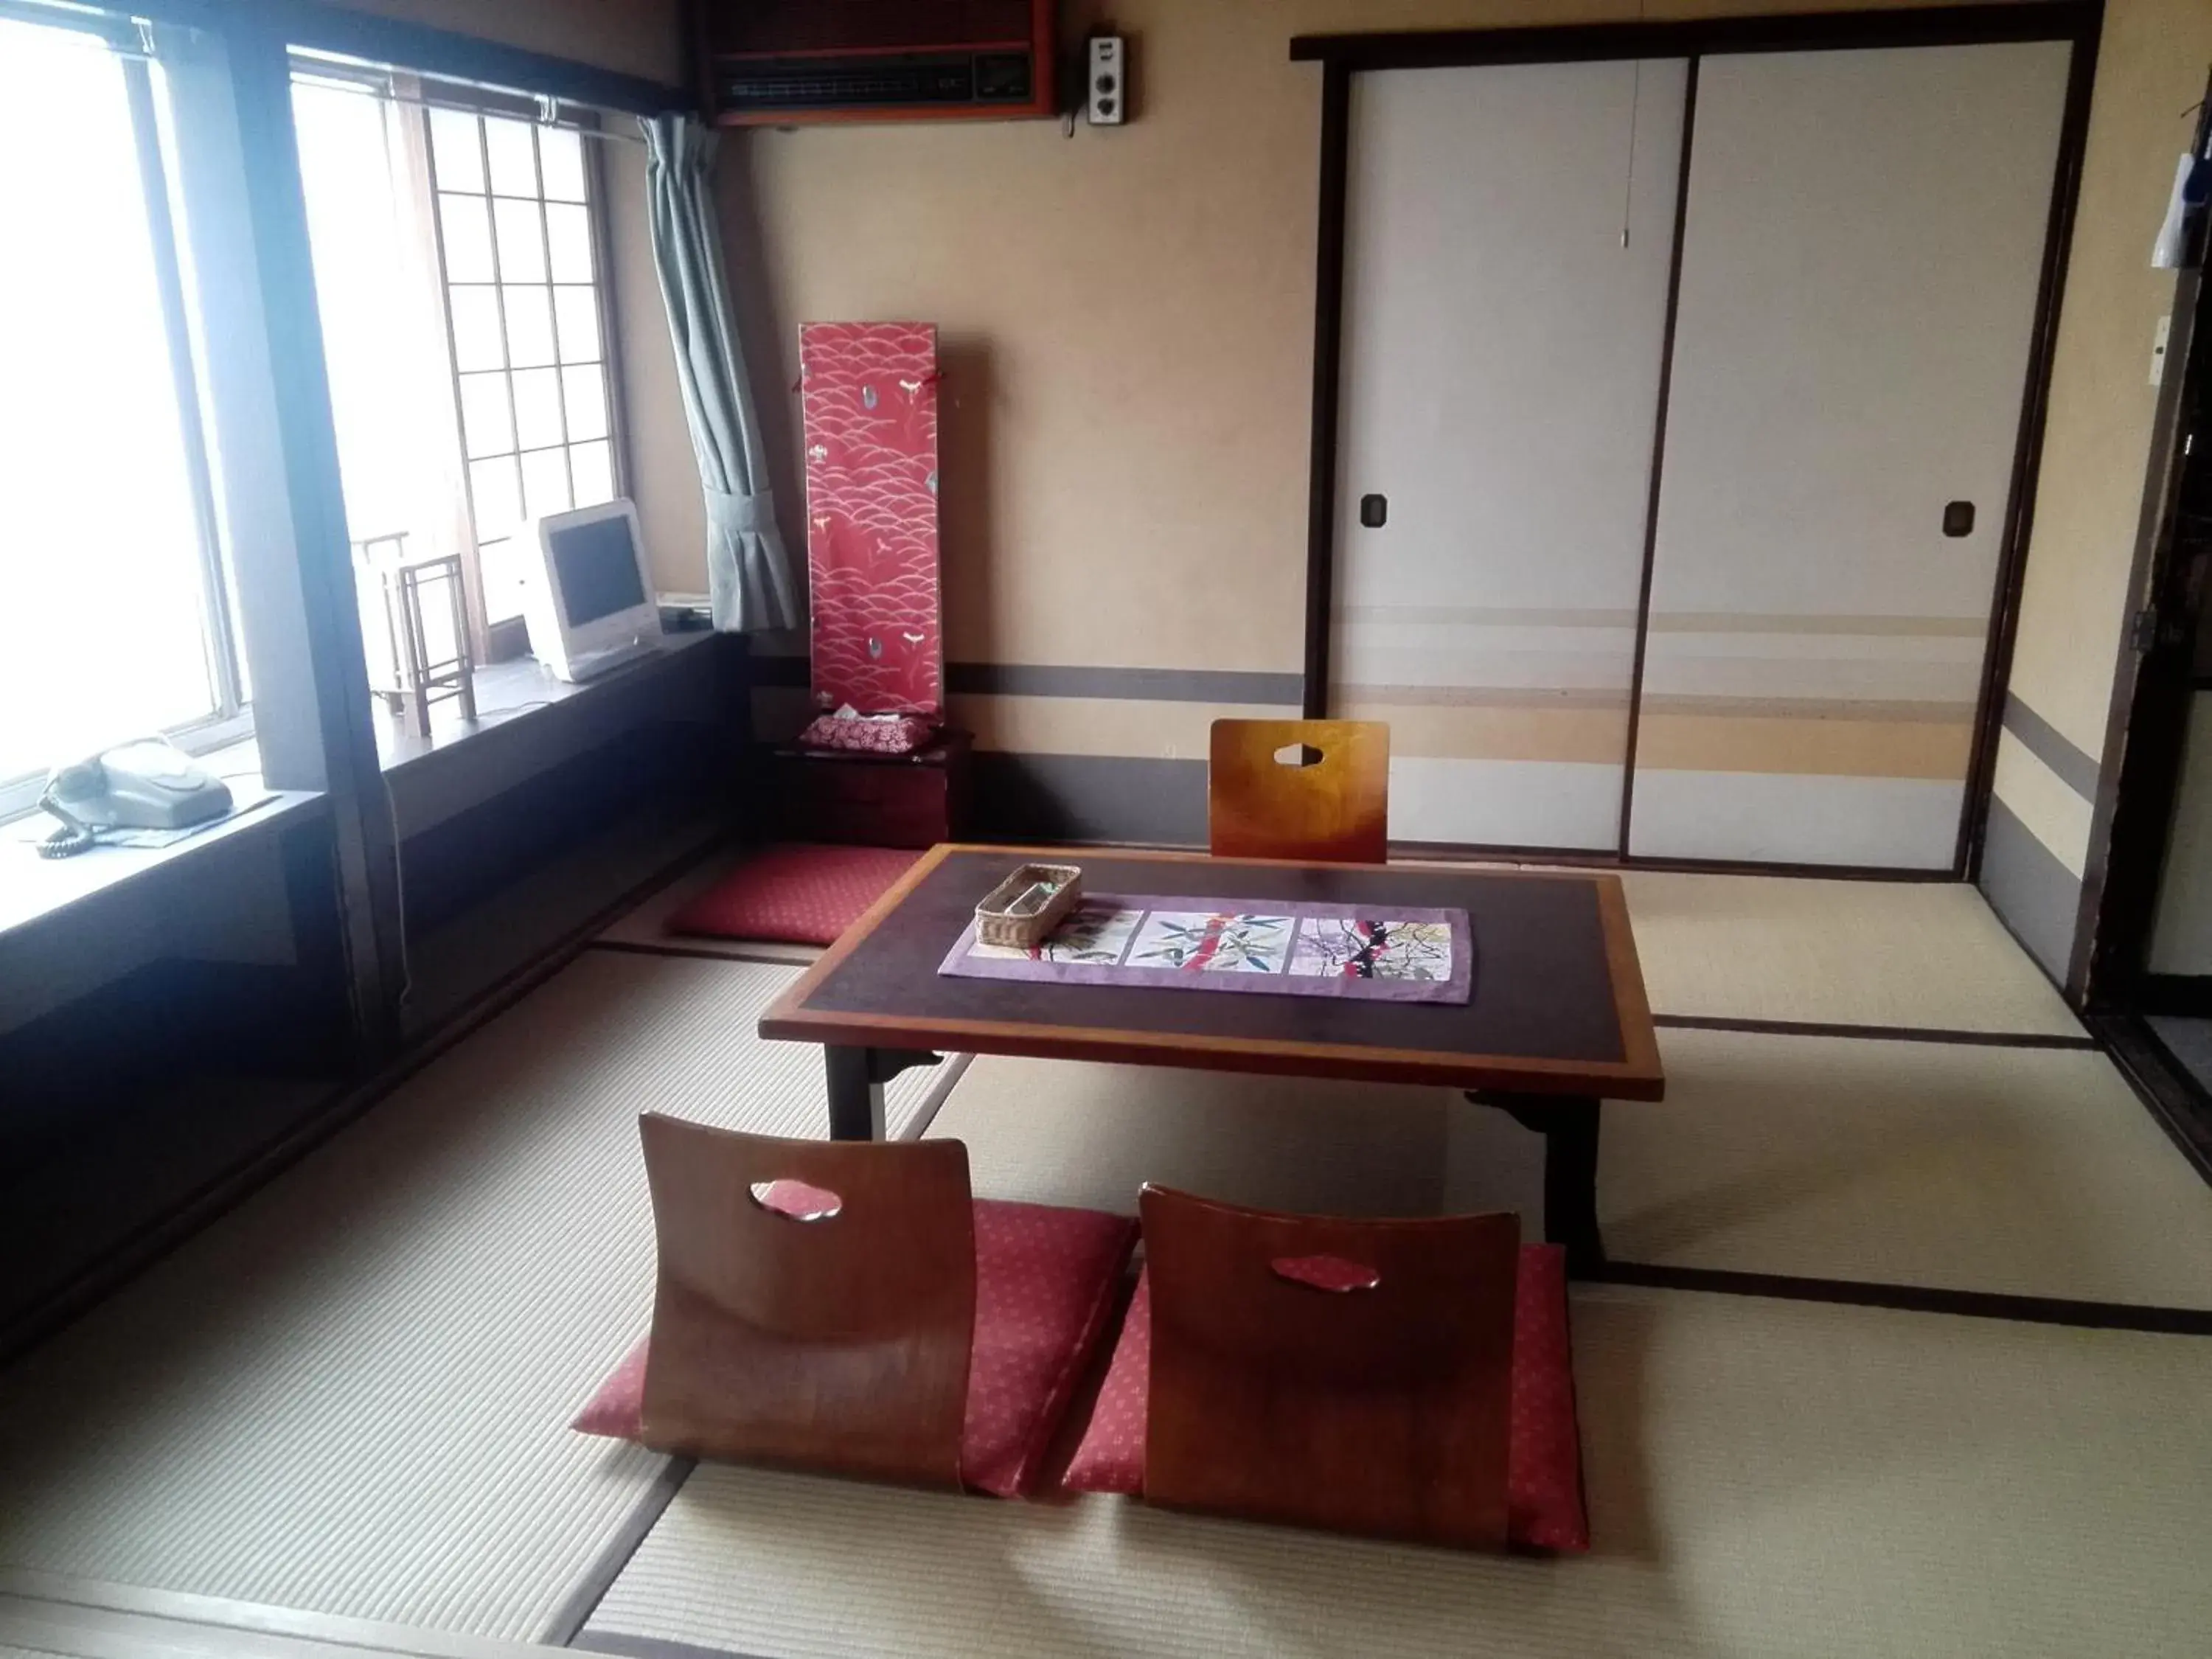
xmin=378 ymin=0 xmax=2206 ymax=833
xmin=716 ymin=0 xmax=2042 ymax=678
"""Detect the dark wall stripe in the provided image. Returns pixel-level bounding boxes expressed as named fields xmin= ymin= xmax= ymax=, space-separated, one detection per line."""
xmin=2003 ymin=692 xmax=2101 ymax=801
xmin=748 ymin=656 xmax=1301 ymax=706
xmin=947 ymin=663 xmax=1302 ymax=704
xmin=1978 ymin=795 xmax=2084 ymax=984
xmin=971 ymin=753 xmax=1206 ymax=846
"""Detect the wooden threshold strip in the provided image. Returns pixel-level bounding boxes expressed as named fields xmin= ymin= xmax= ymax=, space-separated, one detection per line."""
xmin=1650 ymin=1013 xmax=2097 ymax=1049
xmin=1593 ymin=1260 xmax=2212 ymax=1336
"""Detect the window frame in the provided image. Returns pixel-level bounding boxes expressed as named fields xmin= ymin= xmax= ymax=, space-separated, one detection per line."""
xmin=417 ymin=83 xmax=629 ymax=663
xmin=0 ymin=7 xmax=251 ymax=822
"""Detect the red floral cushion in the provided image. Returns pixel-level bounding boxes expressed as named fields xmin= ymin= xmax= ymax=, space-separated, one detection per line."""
xmin=1062 ymin=1244 xmax=1589 ymax=1551
xmin=799 ymin=713 xmax=938 ymax=756
xmin=665 ymin=844 xmax=920 ymax=946
xmin=573 ymin=1197 xmax=1137 ymax=1499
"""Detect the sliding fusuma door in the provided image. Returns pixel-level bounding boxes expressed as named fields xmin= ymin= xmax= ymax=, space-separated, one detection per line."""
xmin=1624 ymin=42 xmax=2070 ymax=869
xmin=1329 ymin=59 xmax=1688 ymax=850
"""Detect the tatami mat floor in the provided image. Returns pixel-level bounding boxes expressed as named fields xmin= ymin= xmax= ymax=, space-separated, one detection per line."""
xmin=1604 ymin=1028 xmax=2212 ymax=1306
xmin=925 ymin=1032 xmax=2212 ymax=1310
xmin=0 ymin=954 xmax=935 ymax=1645
xmin=1439 ymin=862 xmax=2084 ymax=1035
xmin=582 ymin=1287 xmax=2212 ymax=1659
xmin=0 ymin=858 xmax=2203 ymax=1659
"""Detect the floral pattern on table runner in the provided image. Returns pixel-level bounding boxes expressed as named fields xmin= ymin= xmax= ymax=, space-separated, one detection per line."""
xmin=942 ymin=895 xmax=1472 ymax=1005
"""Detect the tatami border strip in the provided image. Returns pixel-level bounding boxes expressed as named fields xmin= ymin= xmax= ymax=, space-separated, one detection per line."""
xmin=0 ymin=1569 xmax=546 ymax=1659
xmin=543 ymin=1457 xmax=698 ymax=1648
xmin=1593 ymin=1260 xmax=2212 ymax=1335
xmin=574 ymin=1630 xmax=757 ymax=1659
xmin=588 ymin=939 xmax=821 ymax=968
xmin=1651 ymin=1012 xmax=2096 ymax=1048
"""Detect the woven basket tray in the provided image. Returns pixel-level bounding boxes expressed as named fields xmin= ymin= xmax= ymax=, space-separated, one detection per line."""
xmin=975 ymin=863 xmax=1083 ymax=949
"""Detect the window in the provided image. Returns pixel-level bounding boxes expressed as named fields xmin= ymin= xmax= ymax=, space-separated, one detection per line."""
xmin=291 ymin=66 xmax=622 ymax=660
xmin=428 ymin=107 xmax=619 ymax=627
xmin=0 ymin=13 xmax=246 ymax=808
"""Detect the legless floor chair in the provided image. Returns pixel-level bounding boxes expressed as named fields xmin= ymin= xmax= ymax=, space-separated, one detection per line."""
xmin=1209 ymin=719 xmax=1390 ymax=863
xmin=574 ymin=1116 xmax=1136 ymax=1497
xmin=1063 ymin=1186 xmax=1590 ymax=1551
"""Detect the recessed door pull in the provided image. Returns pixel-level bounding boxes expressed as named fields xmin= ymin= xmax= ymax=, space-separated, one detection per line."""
xmin=1359 ymin=493 xmax=1388 ymax=529
xmin=1942 ymin=501 xmax=1975 ymax=538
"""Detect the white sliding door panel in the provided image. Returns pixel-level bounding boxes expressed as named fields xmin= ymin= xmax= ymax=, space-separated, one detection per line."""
xmin=1630 ymin=41 xmax=2070 ymax=869
xmin=1331 ymin=60 xmax=1686 ymax=850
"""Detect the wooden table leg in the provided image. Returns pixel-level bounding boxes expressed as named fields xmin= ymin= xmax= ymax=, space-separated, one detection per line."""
xmin=824 ymin=1046 xmax=944 ymax=1142
xmin=1467 ymin=1092 xmax=1605 ymax=1279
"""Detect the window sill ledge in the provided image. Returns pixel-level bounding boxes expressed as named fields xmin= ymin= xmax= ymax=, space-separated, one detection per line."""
xmin=0 ymin=786 xmax=327 ymax=942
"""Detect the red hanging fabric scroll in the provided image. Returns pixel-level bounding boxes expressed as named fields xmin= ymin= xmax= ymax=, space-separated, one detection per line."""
xmin=799 ymin=321 xmax=944 ymax=717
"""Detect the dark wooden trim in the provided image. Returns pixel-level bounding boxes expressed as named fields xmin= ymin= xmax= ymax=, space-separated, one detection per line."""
xmin=222 ymin=16 xmax=406 ymax=1055
xmin=1593 ymin=1259 xmax=2212 ymax=1337
xmin=1615 ymin=56 xmax=1699 ymax=859
xmin=759 ymin=844 xmax=1668 ymax=1101
xmin=2079 ymin=78 xmax=2212 ymax=1006
xmin=1290 ymin=2 xmax=2098 ymax=69
xmin=2126 ymin=975 xmax=2212 ymax=1018
xmin=1652 ymin=1014 xmax=2096 ymax=1049
xmin=1301 ymin=58 xmax=1351 ymax=720
xmin=1958 ymin=18 xmax=2103 ymax=883
xmin=2092 ymin=1011 xmax=2212 ymax=1187
xmin=105 ymin=0 xmax=687 ymax=112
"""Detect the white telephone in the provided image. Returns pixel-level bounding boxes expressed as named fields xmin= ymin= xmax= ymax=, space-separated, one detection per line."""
xmin=37 ymin=739 xmax=233 ymax=859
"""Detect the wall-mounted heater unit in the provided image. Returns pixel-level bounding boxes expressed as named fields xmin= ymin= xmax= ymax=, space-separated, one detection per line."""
xmin=697 ymin=1 xmax=1057 ymax=126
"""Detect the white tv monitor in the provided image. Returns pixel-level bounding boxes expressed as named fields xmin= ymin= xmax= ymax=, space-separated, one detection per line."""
xmin=519 ymin=499 xmax=664 ymax=683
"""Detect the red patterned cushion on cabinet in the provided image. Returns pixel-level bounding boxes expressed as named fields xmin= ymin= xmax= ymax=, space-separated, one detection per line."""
xmin=1062 ymin=1244 xmax=1590 ymax=1551
xmin=665 ymin=844 xmax=920 ymax=946
xmin=573 ymin=1198 xmax=1137 ymax=1500
xmin=798 ymin=713 xmax=938 ymax=756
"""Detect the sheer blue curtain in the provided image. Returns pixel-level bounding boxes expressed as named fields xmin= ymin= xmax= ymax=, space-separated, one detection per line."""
xmin=641 ymin=114 xmax=799 ymax=633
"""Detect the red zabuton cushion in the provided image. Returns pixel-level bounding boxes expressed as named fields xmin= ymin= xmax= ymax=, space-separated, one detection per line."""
xmin=574 ymin=1197 xmax=1138 ymax=1499
xmin=665 ymin=844 xmax=920 ymax=946
xmin=1062 ymin=1243 xmax=1589 ymax=1551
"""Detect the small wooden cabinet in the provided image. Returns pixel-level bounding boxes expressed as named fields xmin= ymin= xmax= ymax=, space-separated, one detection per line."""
xmin=765 ymin=731 xmax=972 ymax=849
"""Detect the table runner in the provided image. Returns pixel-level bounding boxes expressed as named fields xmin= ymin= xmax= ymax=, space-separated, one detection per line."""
xmin=937 ymin=895 xmax=1472 ymax=1005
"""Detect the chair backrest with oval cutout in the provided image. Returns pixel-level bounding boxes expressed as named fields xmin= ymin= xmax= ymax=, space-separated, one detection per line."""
xmin=1139 ymin=1183 xmax=1518 ymax=1547
xmin=1208 ymin=719 xmax=1389 ymax=863
xmin=637 ymin=1114 xmax=975 ymax=1487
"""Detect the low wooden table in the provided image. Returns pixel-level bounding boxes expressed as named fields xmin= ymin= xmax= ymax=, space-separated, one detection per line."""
xmin=759 ymin=845 xmax=1664 ymax=1276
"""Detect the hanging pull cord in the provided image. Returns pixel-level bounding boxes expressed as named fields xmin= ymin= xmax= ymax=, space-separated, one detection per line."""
xmin=1621 ymin=58 xmax=1642 ymax=250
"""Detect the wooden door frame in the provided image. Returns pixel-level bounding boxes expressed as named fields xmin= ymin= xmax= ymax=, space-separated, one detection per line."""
xmin=2075 ymin=82 xmax=2212 ymax=1008
xmin=1292 ymin=1 xmax=2103 ymax=878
